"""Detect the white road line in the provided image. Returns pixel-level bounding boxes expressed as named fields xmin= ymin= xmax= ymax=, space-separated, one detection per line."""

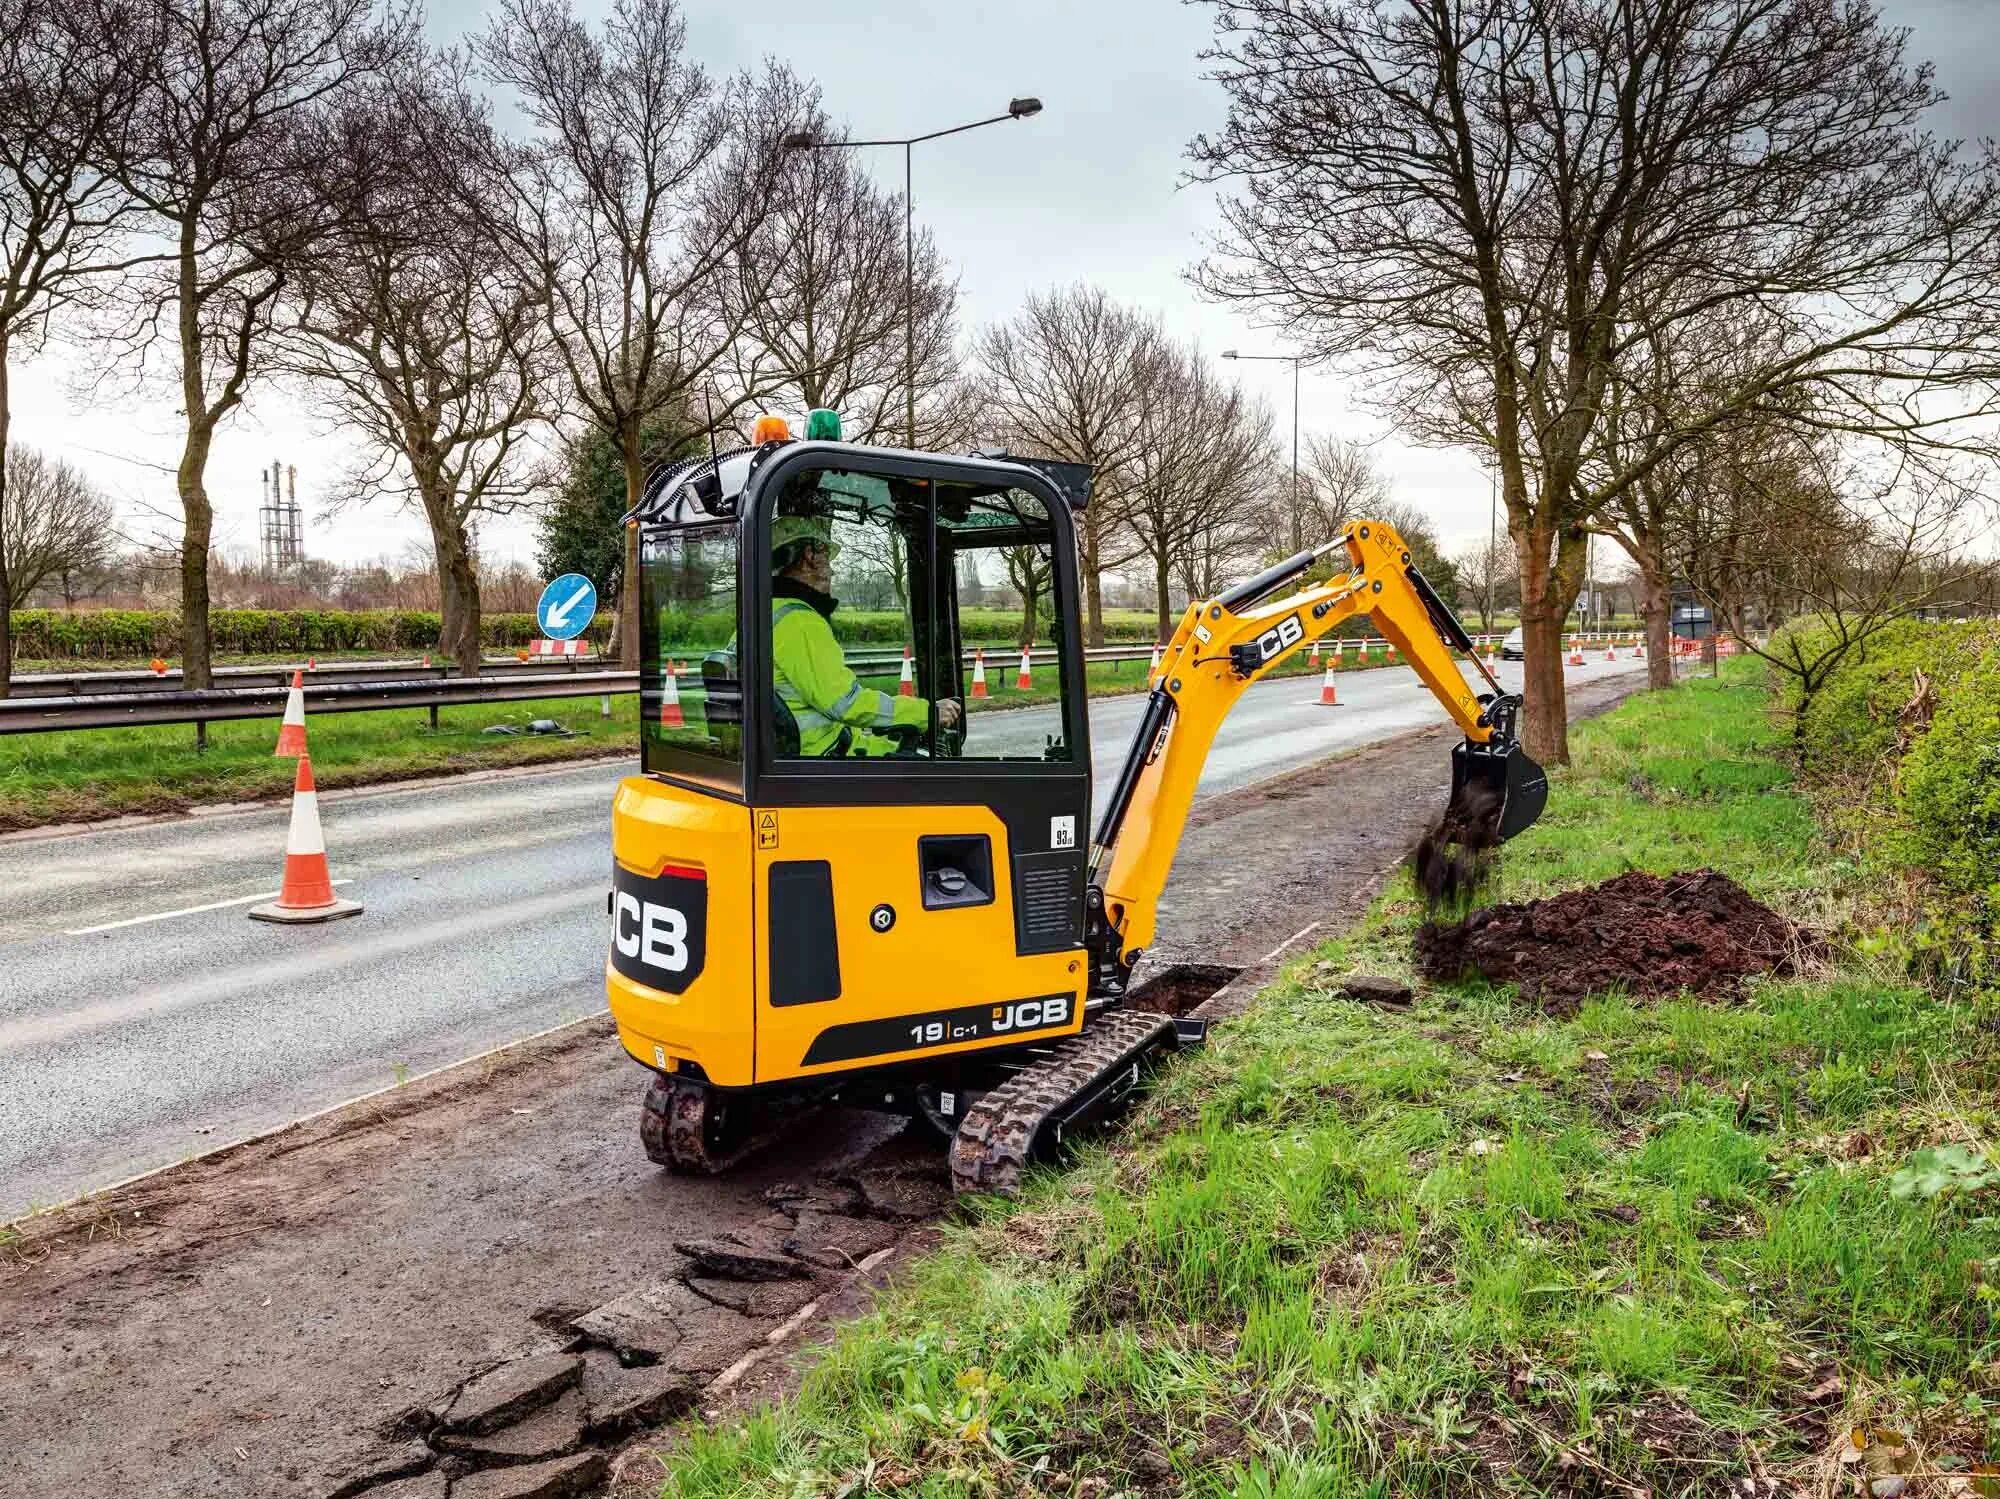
xmin=1259 ymin=920 xmax=1324 ymax=964
xmin=63 ymin=881 xmax=356 ymax=936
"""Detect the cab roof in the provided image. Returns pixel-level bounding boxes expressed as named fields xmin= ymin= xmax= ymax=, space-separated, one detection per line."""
xmin=624 ymin=440 xmax=1093 ymax=529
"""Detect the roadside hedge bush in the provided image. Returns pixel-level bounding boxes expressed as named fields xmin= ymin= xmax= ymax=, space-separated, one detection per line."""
xmin=1775 ymin=616 xmax=2000 ymax=906
xmin=9 ymin=609 xmax=612 ymax=661
xmin=1897 ymin=644 xmax=2000 ymax=894
xmin=1780 ymin=616 xmax=2000 ymax=770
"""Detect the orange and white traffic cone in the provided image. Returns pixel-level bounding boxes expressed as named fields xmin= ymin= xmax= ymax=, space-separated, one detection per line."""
xmin=249 ymin=753 xmax=362 ymax=924
xmin=1605 ymin=642 xmax=1617 ymax=661
xmin=1385 ymin=641 xmax=1397 ymax=662
xmin=971 ymin=649 xmax=989 ymax=699
xmin=1318 ymin=663 xmax=1340 ymax=706
xmin=308 ymin=656 xmax=317 ymax=671
xmin=1309 ymin=639 xmax=1320 ymax=665
xmin=898 ymin=646 xmax=915 ymax=696
xmin=1634 ymin=640 xmax=1645 ymax=658
xmin=658 ymin=667 xmax=684 ymax=728
xmin=1149 ymin=643 xmax=1163 ymax=678
xmin=273 ymin=670 xmax=307 ymax=757
xmin=1016 ymin=644 xmax=1033 ymax=691
xmin=1568 ymin=638 xmax=1585 ymax=665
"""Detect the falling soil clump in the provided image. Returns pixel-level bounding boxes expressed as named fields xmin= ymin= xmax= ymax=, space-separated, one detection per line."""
xmin=1411 ymin=782 xmax=1503 ymax=912
xmin=1414 ymin=869 xmax=1813 ymax=1015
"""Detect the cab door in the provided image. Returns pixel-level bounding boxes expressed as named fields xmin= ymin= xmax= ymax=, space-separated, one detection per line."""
xmin=741 ymin=446 xmax=1092 ymax=1085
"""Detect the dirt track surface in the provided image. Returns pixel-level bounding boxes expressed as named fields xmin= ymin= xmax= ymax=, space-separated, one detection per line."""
xmin=0 ymin=673 xmax=1646 ymax=1499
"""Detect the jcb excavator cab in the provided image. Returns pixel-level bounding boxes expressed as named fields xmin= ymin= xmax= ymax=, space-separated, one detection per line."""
xmin=608 ymin=412 xmax=1546 ymax=1193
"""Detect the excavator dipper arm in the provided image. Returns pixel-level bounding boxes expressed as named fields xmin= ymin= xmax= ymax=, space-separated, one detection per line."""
xmin=1084 ymin=519 xmax=1547 ymax=989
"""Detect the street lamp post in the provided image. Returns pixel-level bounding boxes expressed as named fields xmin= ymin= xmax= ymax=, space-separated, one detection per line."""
xmin=1221 ymin=349 xmax=1304 ymax=551
xmin=782 ymin=99 xmax=1043 ymax=448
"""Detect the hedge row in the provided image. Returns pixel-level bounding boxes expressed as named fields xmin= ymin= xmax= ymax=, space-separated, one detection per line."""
xmin=9 ymin=609 xmax=612 ymax=660
xmin=1780 ymin=616 xmax=2000 ymax=900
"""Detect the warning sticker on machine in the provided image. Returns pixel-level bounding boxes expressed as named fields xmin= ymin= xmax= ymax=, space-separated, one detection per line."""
xmin=756 ymin=811 xmax=780 ymax=850
xmin=1050 ymin=815 xmax=1075 ymax=850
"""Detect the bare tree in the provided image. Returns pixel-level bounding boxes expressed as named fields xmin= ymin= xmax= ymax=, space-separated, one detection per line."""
xmin=724 ymin=75 xmax=963 ymax=447
xmin=1454 ymin=536 xmax=1520 ymax=635
xmin=1175 ymin=475 xmax=1273 ymax=603
xmin=94 ymin=0 xmax=413 ymax=690
xmin=0 ymin=0 xmax=138 ymax=691
xmin=284 ymin=58 xmax=553 ymax=675
xmin=1127 ymin=342 xmax=1275 ymax=637
xmin=478 ymin=0 xmax=787 ymax=663
xmin=1191 ymin=0 xmax=2000 ymax=764
xmin=1672 ymin=427 xmax=1986 ymax=741
xmin=977 ymin=285 xmax=1161 ymax=646
xmin=2 ymin=444 xmax=115 ymax=602
xmin=1295 ymin=434 xmax=1388 ymax=550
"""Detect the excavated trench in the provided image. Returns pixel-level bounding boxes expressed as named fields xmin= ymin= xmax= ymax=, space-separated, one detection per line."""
xmin=1414 ymin=868 xmax=1815 ymax=1016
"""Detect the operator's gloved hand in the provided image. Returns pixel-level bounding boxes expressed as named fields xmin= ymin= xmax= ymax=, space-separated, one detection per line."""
xmin=936 ymin=698 xmax=963 ymax=731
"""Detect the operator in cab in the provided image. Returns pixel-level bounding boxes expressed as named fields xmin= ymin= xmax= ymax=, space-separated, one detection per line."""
xmin=771 ymin=515 xmax=962 ymax=756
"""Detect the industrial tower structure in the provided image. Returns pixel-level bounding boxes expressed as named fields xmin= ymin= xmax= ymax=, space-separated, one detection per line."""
xmin=259 ymin=460 xmax=304 ymax=573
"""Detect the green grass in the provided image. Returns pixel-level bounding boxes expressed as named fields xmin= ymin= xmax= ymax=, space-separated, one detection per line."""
xmin=0 ymin=692 xmax=642 ymax=830
xmin=643 ymin=661 xmax=2000 ymax=1496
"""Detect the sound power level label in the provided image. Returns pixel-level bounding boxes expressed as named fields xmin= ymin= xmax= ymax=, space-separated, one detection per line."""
xmin=799 ymin=992 xmax=1078 ymax=1067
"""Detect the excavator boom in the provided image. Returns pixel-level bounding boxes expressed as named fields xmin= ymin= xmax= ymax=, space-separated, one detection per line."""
xmin=1086 ymin=519 xmax=1546 ymax=984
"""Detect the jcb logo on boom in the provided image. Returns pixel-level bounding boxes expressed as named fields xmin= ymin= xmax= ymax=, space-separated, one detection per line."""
xmin=1254 ymin=613 xmax=1304 ymax=661
xmin=990 ymin=995 xmax=1071 ymax=1033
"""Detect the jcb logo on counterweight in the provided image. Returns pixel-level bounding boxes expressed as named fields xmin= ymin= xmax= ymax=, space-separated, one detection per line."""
xmin=1255 ymin=614 xmax=1304 ymax=662
xmin=609 ymin=861 xmax=708 ymax=994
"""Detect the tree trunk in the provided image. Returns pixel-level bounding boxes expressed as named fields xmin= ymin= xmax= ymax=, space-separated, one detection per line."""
xmin=617 ymin=420 xmax=643 ymax=666
xmin=1079 ymin=509 xmax=1106 ymax=648
xmin=435 ymin=512 xmax=482 ymax=677
xmin=1515 ymin=521 xmax=1577 ymax=766
xmin=0 ymin=344 xmax=11 ymax=699
xmin=1153 ymin=548 xmax=1172 ymax=641
xmin=178 ymin=423 xmax=215 ymax=690
xmin=1636 ymin=533 xmax=1673 ymax=691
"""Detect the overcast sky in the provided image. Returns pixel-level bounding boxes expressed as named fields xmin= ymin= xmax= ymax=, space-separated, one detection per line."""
xmin=14 ymin=0 xmax=1997 ymax=578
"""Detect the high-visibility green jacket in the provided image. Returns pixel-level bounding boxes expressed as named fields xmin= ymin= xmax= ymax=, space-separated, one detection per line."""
xmin=772 ymin=593 xmax=927 ymax=756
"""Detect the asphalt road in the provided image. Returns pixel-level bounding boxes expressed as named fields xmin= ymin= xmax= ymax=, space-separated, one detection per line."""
xmin=0 ymin=653 xmax=1649 ymax=1218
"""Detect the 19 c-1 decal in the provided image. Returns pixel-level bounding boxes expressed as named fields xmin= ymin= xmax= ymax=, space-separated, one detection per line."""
xmin=800 ymin=992 xmax=1077 ymax=1067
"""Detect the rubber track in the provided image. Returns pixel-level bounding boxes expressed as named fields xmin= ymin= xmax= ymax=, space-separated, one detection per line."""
xmin=948 ymin=1010 xmax=1179 ymax=1198
xmin=641 ymin=1074 xmax=797 ymax=1175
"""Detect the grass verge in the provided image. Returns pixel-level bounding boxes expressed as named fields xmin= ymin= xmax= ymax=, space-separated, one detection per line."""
xmin=0 ymin=692 xmax=641 ymax=831
xmin=650 ymin=662 xmax=2000 ymax=1496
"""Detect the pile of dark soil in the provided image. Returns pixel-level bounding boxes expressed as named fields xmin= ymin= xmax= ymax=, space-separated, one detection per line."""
xmin=1413 ymin=869 xmax=1812 ymax=1014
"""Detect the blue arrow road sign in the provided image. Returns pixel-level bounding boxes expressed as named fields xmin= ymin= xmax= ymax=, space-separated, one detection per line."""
xmin=537 ymin=573 xmax=597 ymax=640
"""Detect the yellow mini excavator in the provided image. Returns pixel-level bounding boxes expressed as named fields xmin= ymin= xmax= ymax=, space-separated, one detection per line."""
xmin=605 ymin=412 xmax=1547 ymax=1195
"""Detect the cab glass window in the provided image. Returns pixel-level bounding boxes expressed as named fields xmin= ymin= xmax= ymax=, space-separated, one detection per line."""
xmin=937 ymin=485 xmax=1074 ymax=763
xmin=764 ymin=467 xmax=1073 ymax=765
xmin=640 ymin=524 xmax=741 ymax=792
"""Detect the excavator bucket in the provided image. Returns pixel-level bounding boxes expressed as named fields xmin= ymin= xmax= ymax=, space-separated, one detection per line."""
xmin=1415 ymin=733 xmax=1548 ymax=908
xmin=1448 ymin=738 xmax=1549 ymax=843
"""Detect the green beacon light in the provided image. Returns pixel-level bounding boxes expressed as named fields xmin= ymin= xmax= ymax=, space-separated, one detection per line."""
xmin=806 ymin=408 xmax=842 ymax=441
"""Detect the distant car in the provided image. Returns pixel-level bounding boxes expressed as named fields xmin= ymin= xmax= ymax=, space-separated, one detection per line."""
xmin=1501 ymin=626 xmax=1525 ymax=661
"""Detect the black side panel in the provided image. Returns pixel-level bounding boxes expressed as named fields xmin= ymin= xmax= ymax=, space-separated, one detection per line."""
xmin=1013 ymin=849 xmax=1083 ymax=955
xmin=768 ymin=860 xmax=840 ymax=1006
